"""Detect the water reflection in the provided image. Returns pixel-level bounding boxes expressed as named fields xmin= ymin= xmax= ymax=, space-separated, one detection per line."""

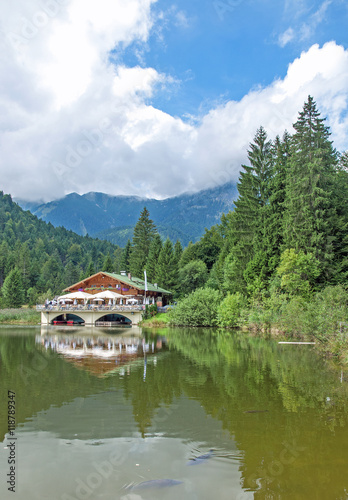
xmin=0 ymin=326 xmax=348 ymax=499
xmin=36 ymin=328 xmax=167 ymax=377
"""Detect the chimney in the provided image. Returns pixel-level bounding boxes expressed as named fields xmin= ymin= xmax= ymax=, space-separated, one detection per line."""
xmin=128 ymin=273 xmax=132 ymax=281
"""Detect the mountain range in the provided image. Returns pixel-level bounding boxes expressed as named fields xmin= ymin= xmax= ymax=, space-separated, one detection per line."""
xmin=16 ymin=182 xmax=238 ymax=247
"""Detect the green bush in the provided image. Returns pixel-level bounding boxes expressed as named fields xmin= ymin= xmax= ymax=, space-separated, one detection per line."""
xmin=217 ymin=292 xmax=245 ymax=328
xmin=178 ymin=260 xmax=208 ymax=295
xmin=170 ymin=287 xmax=221 ymax=327
xmin=143 ymin=303 xmax=158 ymax=320
xmin=303 ymin=285 xmax=348 ymax=343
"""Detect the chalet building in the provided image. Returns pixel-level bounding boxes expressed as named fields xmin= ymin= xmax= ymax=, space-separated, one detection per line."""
xmin=64 ymin=271 xmax=171 ymax=306
xmin=38 ymin=271 xmax=171 ymax=327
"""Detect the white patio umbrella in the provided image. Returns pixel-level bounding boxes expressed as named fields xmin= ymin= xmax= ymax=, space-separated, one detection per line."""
xmin=126 ymin=298 xmax=138 ymax=305
xmin=92 ymin=290 xmax=124 ymax=305
xmin=58 ymin=292 xmax=93 ymax=303
xmin=92 ymin=291 xmax=123 ymax=300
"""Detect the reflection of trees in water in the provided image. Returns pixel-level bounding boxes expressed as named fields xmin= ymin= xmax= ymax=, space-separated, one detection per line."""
xmin=1 ymin=328 xmax=348 ymax=498
xmin=163 ymin=328 xmax=348 ymax=498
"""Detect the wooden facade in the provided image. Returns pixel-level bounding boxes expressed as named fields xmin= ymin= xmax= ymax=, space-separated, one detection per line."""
xmin=63 ymin=271 xmax=171 ymax=303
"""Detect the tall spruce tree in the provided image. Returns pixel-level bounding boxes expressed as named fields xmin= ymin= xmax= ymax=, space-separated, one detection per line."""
xmin=262 ymin=131 xmax=291 ymax=274
xmin=227 ymin=126 xmax=273 ymax=294
xmin=102 ymin=252 xmax=114 ymax=272
xmin=120 ymin=239 xmax=131 ymax=272
xmin=2 ymin=267 xmax=25 ymax=307
xmin=129 ymin=207 xmax=157 ymax=277
xmin=330 ymin=151 xmax=348 ymax=281
xmin=283 ymin=96 xmax=337 ymax=279
xmin=156 ymin=238 xmax=176 ymax=290
xmin=146 ymin=233 xmax=163 ymax=282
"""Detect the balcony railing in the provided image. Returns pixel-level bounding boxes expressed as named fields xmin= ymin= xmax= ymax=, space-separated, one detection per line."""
xmin=37 ymin=304 xmax=144 ymax=312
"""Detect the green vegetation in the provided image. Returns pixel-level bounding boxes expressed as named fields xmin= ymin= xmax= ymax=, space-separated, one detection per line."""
xmin=141 ymin=312 xmax=171 ymax=327
xmin=0 ymin=308 xmax=40 ymax=325
xmin=0 ymin=191 xmax=122 ymax=307
xmin=165 ymin=97 xmax=348 ymax=362
xmin=170 ymin=288 xmax=221 ymax=327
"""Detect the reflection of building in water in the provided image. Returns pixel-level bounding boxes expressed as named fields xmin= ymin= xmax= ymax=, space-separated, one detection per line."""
xmin=36 ymin=334 xmax=166 ymax=377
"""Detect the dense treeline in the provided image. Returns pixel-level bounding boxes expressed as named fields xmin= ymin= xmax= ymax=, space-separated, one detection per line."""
xmin=180 ymin=96 xmax=348 ymax=297
xmin=164 ymin=97 xmax=348 ymax=358
xmin=0 ymin=192 xmax=122 ymax=306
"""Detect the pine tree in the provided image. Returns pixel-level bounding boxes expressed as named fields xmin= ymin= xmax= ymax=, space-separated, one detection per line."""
xmin=330 ymin=151 xmax=348 ymax=281
xmin=262 ymin=131 xmax=291 ymax=274
xmin=178 ymin=241 xmax=198 ymax=269
xmin=146 ymin=234 xmax=163 ymax=282
xmin=283 ymin=96 xmax=337 ymax=279
xmin=86 ymin=261 xmax=95 ymax=277
xmin=2 ymin=267 xmax=25 ymax=307
xmin=129 ymin=207 xmax=157 ymax=277
xmin=102 ymin=252 xmax=114 ymax=272
xmin=156 ymin=238 xmax=176 ymax=289
xmin=173 ymin=240 xmax=183 ymax=266
xmin=228 ymin=127 xmax=273 ymax=294
xmin=120 ymin=239 xmax=131 ymax=272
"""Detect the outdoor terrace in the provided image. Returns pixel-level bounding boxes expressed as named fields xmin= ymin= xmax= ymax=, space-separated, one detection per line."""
xmin=36 ymin=304 xmax=144 ymax=313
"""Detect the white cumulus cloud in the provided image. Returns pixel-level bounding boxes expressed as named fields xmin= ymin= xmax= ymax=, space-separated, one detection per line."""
xmin=0 ymin=0 xmax=347 ymax=203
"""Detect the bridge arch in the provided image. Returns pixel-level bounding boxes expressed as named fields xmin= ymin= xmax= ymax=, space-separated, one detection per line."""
xmin=50 ymin=313 xmax=85 ymax=325
xmin=40 ymin=308 xmax=143 ymax=326
xmin=95 ymin=313 xmax=131 ymax=326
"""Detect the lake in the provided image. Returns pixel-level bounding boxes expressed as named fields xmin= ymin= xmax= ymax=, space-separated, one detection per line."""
xmin=0 ymin=325 xmax=348 ymax=500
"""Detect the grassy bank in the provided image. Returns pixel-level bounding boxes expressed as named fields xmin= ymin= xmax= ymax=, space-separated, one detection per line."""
xmin=166 ymin=285 xmax=348 ymax=364
xmin=0 ymin=308 xmax=41 ymax=325
xmin=140 ymin=312 xmax=171 ymax=327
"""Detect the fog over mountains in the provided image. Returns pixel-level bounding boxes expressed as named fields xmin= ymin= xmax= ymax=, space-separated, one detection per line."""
xmin=17 ymin=182 xmax=238 ymax=247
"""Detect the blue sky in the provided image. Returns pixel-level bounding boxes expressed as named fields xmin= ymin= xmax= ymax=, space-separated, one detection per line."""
xmin=122 ymin=0 xmax=348 ymax=117
xmin=0 ymin=0 xmax=348 ymax=202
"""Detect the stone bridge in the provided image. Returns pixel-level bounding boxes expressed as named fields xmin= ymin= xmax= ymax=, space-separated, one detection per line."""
xmin=38 ymin=305 xmax=143 ymax=326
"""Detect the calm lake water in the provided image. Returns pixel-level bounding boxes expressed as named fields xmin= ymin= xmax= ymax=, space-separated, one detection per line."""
xmin=0 ymin=325 xmax=348 ymax=500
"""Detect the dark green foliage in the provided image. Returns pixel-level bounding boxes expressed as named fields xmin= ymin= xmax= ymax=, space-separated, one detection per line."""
xmin=217 ymin=292 xmax=245 ymax=328
xmin=276 ymin=248 xmax=321 ymax=299
xmin=102 ymin=252 xmax=114 ymax=272
xmin=0 ymin=191 xmax=121 ymax=301
xmin=120 ymin=239 xmax=131 ymax=272
xmin=178 ymin=260 xmax=208 ymax=295
xmin=143 ymin=303 xmax=158 ymax=320
xmin=170 ymin=288 xmax=221 ymax=326
xmin=146 ymin=234 xmax=163 ymax=282
xmin=2 ymin=268 xmax=25 ymax=307
xmin=129 ymin=207 xmax=157 ymax=277
xmin=283 ymin=96 xmax=337 ymax=279
xmin=156 ymin=238 xmax=176 ymax=290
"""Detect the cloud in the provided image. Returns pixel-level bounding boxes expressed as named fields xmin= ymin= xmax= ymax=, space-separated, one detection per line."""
xmin=278 ymin=27 xmax=295 ymax=48
xmin=278 ymin=0 xmax=333 ymax=47
xmin=299 ymin=0 xmax=332 ymax=41
xmin=0 ymin=1 xmax=348 ymax=203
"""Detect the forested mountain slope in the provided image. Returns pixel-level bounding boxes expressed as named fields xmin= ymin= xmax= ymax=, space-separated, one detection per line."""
xmin=17 ymin=182 xmax=238 ymax=246
xmin=0 ymin=192 xmax=121 ymax=304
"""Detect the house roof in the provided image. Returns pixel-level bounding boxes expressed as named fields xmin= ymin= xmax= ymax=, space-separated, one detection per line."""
xmin=103 ymin=272 xmax=171 ymax=294
xmin=64 ymin=271 xmax=171 ymax=295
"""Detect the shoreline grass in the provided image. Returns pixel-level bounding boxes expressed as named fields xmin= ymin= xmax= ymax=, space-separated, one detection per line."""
xmin=0 ymin=307 xmax=41 ymax=325
xmin=140 ymin=312 xmax=171 ymax=327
